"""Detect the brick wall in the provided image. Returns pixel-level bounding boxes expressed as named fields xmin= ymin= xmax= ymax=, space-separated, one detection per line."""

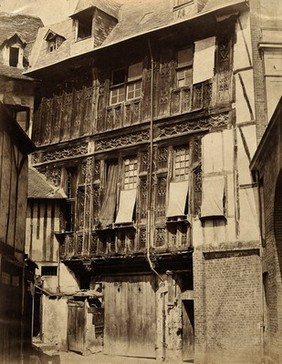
xmin=194 ymin=250 xmax=262 ymax=364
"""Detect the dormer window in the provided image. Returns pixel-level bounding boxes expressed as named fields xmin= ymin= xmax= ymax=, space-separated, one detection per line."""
xmin=44 ymin=30 xmax=66 ymax=53
xmin=76 ymin=11 xmax=93 ymax=40
xmin=9 ymin=47 xmax=19 ymax=67
xmin=1 ymin=34 xmax=25 ymax=68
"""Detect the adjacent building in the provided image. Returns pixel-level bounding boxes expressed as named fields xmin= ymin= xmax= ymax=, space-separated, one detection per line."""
xmin=24 ymin=0 xmax=282 ymax=363
xmin=0 ymin=103 xmax=35 ymax=364
xmin=0 ymin=12 xmax=43 ymax=136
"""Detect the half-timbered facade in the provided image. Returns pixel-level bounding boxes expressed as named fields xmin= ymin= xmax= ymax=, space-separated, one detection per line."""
xmin=25 ymin=0 xmax=279 ymax=362
xmin=0 ymin=103 xmax=35 ymax=364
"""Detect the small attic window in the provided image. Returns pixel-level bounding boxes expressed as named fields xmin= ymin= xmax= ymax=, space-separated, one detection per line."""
xmin=9 ymin=47 xmax=19 ymax=67
xmin=45 ymin=32 xmax=65 ymax=53
xmin=77 ymin=11 xmax=93 ymax=40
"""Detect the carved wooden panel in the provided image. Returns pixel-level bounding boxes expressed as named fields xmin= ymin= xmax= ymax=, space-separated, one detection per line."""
xmin=138 ymin=227 xmax=146 ymax=250
xmin=38 ymin=165 xmax=62 ymax=187
xmin=81 ymin=86 xmax=93 ymax=135
xmin=61 ymin=91 xmax=73 ymax=140
xmin=39 ymin=143 xmax=88 ymax=163
xmin=216 ymin=30 xmax=233 ymax=105
xmin=140 ymin=150 xmax=149 ymax=173
xmin=66 ymin=234 xmax=74 ymax=255
xmin=72 ymin=88 xmax=84 ymax=138
xmin=158 ymin=112 xmax=230 ymax=138
xmin=156 ymin=176 xmax=167 ymax=219
xmin=155 ymin=227 xmax=166 ymax=247
xmin=193 ymin=167 xmax=202 ymax=216
xmin=158 ymin=50 xmax=174 ymax=116
xmin=90 ymin=233 xmax=98 ymax=255
xmin=96 ymin=131 xmax=149 ymax=151
xmin=76 ymin=235 xmax=83 ymax=255
xmin=43 ymin=98 xmax=53 ymax=144
xmin=139 ymin=177 xmax=147 ymax=221
xmin=52 ymin=95 xmax=63 ymax=143
xmin=32 ymin=107 xmax=42 ymax=146
xmin=142 ymin=68 xmax=151 ymax=120
xmin=77 ymin=188 xmax=85 ymax=231
xmin=93 ymin=184 xmax=100 ymax=224
xmin=157 ymin=147 xmax=168 ymax=170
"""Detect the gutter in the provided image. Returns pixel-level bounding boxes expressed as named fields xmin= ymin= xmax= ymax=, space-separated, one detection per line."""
xmin=24 ymin=1 xmax=248 ymax=77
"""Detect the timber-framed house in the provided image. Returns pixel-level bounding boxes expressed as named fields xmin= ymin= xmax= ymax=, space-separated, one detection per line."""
xmin=25 ymin=0 xmax=268 ymax=362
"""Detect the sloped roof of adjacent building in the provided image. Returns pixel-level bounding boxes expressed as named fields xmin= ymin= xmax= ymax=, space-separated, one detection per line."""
xmin=26 ymin=0 xmax=248 ymax=73
xmin=29 ymin=19 xmax=73 ymax=70
xmin=0 ymin=12 xmax=43 ymax=49
xmin=28 ymin=167 xmax=66 ymax=199
xmin=71 ymin=0 xmax=121 ymax=19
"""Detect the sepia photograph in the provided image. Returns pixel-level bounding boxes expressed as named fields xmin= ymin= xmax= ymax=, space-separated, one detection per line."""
xmin=0 ymin=0 xmax=281 ymax=363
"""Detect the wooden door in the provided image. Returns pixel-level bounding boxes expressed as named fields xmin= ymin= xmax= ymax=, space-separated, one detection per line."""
xmin=182 ymin=300 xmax=194 ymax=362
xmin=67 ymin=300 xmax=86 ymax=354
xmin=104 ymin=275 xmax=156 ymax=358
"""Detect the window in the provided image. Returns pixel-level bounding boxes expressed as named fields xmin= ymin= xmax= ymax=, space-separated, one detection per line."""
xmin=115 ymin=157 xmax=138 ymax=225
xmin=41 ymin=266 xmax=57 ymax=276
xmin=77 ymin=11 xmax=93 ymax=40
xmin=9 ymin=47 xmax=19 ymax=67
xmin=176 ymin=48 xmax=193 ymax=88
xmin=174 ymin=146 xmax=190 ymax=180
xmin=127 ymin=62 xmax=142 ymax=100
xmin=110 ymin=68 xmax=126 ymax=105
xmin=110 ymin=62 xmax=143 ymax=105
xmin=110 ymin=86 xmax=125 ymax=105
xmin=124 ymin=157 xmax=138 ymax=190
xmin=127 ymin=80 xmax=142 ymax=100
xmin=49 ymin=40 xmax=57 ymax=52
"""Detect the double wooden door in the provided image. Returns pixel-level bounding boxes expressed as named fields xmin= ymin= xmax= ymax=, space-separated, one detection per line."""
xmin=104 ymin=274 xmax=156 ymax=358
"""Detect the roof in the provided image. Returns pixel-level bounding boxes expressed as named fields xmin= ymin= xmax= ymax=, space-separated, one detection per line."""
xmin=0 ymin=12 xmax=43 ymax=77
xmin=0 ymin=64 xmax=34 ymax=80
xmin=28 ymin=167 xmax=66 ymax=199
xmin=28 ymin=19 xmax=73 ymax=70
xmin=0 ymin=12 xmax=43 ymax=49
xmin=71 ymin=0 xmax=121 ymax=19
xmin=27 ymin=0 xmax=248 ymax=74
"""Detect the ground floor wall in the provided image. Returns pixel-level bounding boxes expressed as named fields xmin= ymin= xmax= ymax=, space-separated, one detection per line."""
xmin=194 ymin=248 xmax=262 ymax=364
xmin=39 ymin=248 xmax=263 ymax=363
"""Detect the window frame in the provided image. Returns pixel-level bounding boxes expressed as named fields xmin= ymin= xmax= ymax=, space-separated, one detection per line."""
xmin=76 ymin=10 xmax=93 ymax=41
xmin=173 ymin=145 xmax=191 ymax=181
xmin=110 ymin=62 xmax=143 ymax=105
xmin=9 ymin=46 xmax=19 ymax=67
xmin=176 ymin=47 xmax=193 ymax=89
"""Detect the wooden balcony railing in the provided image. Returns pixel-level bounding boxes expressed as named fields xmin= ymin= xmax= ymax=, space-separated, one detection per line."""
xmin=104 ymin=99 xmax=142 ymax=131
xmin=58 ymin=221 xmax=192 ymax=260
xmin=171 ymin=80 xmax=212 ymax=116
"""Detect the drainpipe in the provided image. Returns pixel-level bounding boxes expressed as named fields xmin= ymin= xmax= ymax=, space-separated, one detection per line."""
xmin=147 ymin=38 xmax=163 ymax=283
xmin=20 ymin=262 xmax=25 ymax=364
xmin=147 ymin=38 xmax=166 ymax=362
xmin=255 ymin=170 xmax=265 ymax=362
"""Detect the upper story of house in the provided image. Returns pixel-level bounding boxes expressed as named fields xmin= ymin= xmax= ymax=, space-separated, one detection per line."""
xmin=0 ymin=12 xmax=43 ymax=135
xmin=27 ymin=0 xmax=251 ymax=146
